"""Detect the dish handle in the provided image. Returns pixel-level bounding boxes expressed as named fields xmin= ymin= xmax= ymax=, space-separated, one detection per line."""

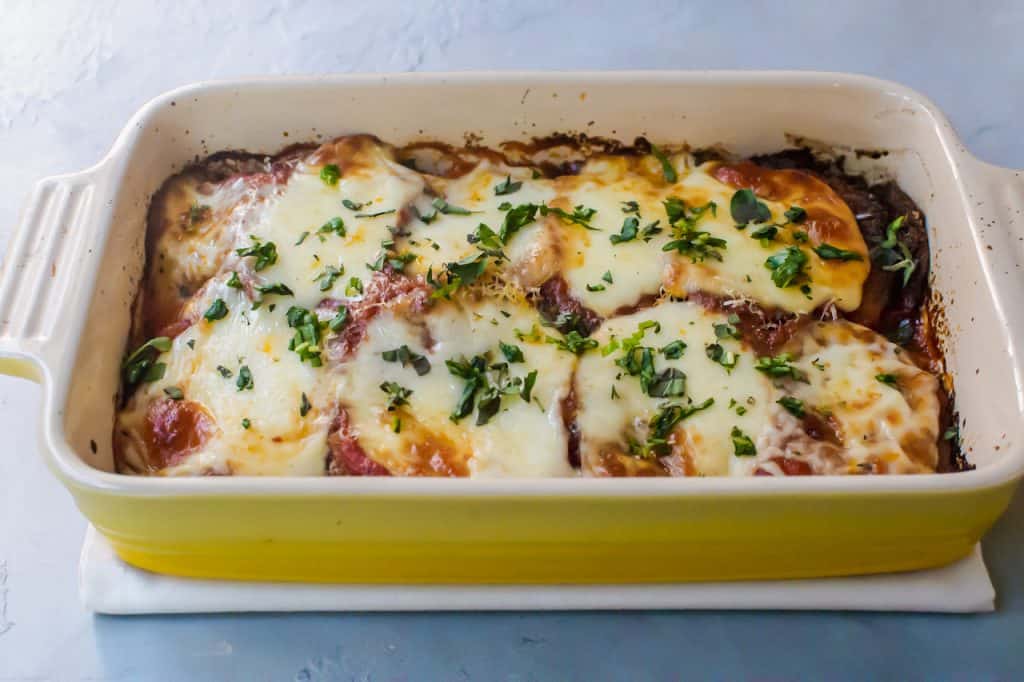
xmin=0 ymin=166 xmax=106 ymax=383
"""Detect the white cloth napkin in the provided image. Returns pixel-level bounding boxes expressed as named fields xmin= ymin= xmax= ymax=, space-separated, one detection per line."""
xmin=79 ymin=527 xmax=995 ymax=614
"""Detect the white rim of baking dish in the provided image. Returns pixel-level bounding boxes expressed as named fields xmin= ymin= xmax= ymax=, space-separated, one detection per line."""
xmin=4 ymin=70 xmax=1024 ymax=498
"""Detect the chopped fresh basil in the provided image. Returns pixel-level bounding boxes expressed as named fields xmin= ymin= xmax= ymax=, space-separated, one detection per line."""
xmin=765 ymin=246 xmax=809 ymax=288
xmin=609 ymin=216 xmax=639 ymax=244
xmin=294 ymin=231 xmax=310 ymax=246
xmin=256 ymin=282 xmax=295 ymax=297
xmin=500 ymin=203 xmax=540 ymax=243
xmin=873 ymin=215 xmax=917 ymax=286
xmin=236 ymin=365 xmax=253 ymax=391
xmin=354 ymin=208 xmax=396 ymax=218
xmin=235 ymin=238 xmax=278 ymax=271
xmin=163 ymin=386 xmax=184 ymax=401
xmin=621 ymin=200 xmax=640 ymax=214
xmin=494 ymin=175 xmax=522 ymax=196
xmin=342 ymin=198 xmax=364 ymax=210
xmin=380 ymin=381 xmax=412 ymax=411
xmin=792 ymin=230 xmax=809 ymax=243
xmin=705 ymin=343 xmax=738 ymax=371
xmin=382 ymin=344 xmax=432 ymax=376
xmin=630 ymin=398 xmax=714 ymax=458
xmin=750 ymin=225 xmax=778 ymax=243
xmin=754 ymin=353 xmax=808 ymax=382
xmin=777 ymin=396 xmax=805 ymax=418
xmin=601 ymin=270 xmax=614 ymax=284
xmin=431 ymin=197 xmax=474 ymax=215
xmin=285 ymin=306 xmax=325 ymax=366
xmin=713 ymin=320 xmax=741 ymax=340
xmin=203 ymin=298 xmax=228 ymax=322
xmin=318 ymin=216 xmax=346 ymax=238
xmin=540 ymin=204 xmax=600 ymax=231
xmin=586 ymin=283 xmax=606 ymax=292
xmin=660 ymin=340 xmax=687 ymax=359
xmin=650 ymin=144 xmax=677 ymax=183
xmin=320 ymin=164 xmax=341 ymax=185
xmin=122 ymin=336 xmax=173 ymax=386
xmin=547 ymin=331 xmax=599 ymax=355
xmin=345 ymin=277 xmax=364 ymax=296
xmin=314 ymin=265 xmax=344 ymax=291
xmin=216 ymin=365 xmax=233 ymax=378
xmin=226 ymin=271 xmax=243 ymax=289
xmin=730 ymin=189 xmax=771 ymax=226
xmin=648 ymin=367 xmax=686 ymax=398
xmin=876 ymin=373 xmax=899 ymax=387
xmin=784 ymin=206 xmax=807 ymax=223
xmin=320 ymin=308 xmax=344 ymax=335
xmin=299 ymin=392 xmax=311 ymax=417
xmin=241 ymin=418 xmax=251 ymax=430
xmin=521 ymin=370 xmax=538 ymax=402
xmin=730 ymin=426 xmax=757 ymax=456
xmin=813 ymin=243 xmax=864 ymax=261
xmin=499 ymin=341 xmax=524 ymax=363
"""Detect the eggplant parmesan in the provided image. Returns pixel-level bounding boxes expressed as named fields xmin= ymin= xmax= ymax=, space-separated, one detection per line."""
xmin=114 ymin=134 xmax=961 ymax=477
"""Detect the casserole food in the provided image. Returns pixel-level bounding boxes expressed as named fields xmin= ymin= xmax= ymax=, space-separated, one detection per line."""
xmin=116 ymin=134 xmax=955 ymax=479
xmin=1 ymin=72 xmax=1022 ymax=583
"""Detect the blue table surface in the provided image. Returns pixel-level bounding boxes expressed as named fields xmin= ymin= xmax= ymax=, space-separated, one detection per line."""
xmin=2 ymin=1 xmax=1024 ymax=679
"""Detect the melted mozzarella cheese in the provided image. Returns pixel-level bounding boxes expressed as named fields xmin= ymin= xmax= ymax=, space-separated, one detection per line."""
xmin=761 ymin=321 xmax=940 ymax=474
xmin=661 ymin=163 xmax=869 ymax=314
xmin=576 ymin=301 xmax=773 ymax=476
xmin=118 ymin=277 xmax=332 ymax=476
xmin=334 ymin=297 xmax=575 ymax=477
xmin=405 ymin=161 xmax=558 ymax=289
xmin=242 ymin=149 xmax=425 ymax=309
xmin=551 ymin=156 xmax=675 ymax=316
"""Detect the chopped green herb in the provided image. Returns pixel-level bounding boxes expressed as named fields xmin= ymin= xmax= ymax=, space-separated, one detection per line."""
xmin=784 ymin=206 xmax=807 ymax=223
xmin=121 ymin=336 xmax=173 ymax=386
xmin=660 ymin=340 xmax=687 ymax=359
xmin=294 ymin=231 xmax=310 ymax=246
xmin=547 ymin=331 xmax=599 ymax=355
xmin=320 ymin=164 xmax=341 ymax=185
xmin=382 ymin=345 xmax=432 ymax=376
xmin=714 ymin=321 xmax=741 ymax=340
xmin=345 ymin=277 xmax=364 ymax=297
xmin=494 ymin=175 xmax=522 ymax=196
xmin=730 ymin=426 xmax=757 ymax=456
xmin=640 ymin=220 xmax=663 ymax=241
xmin=750 ymin=225 xmax=778 ymax=243
xmin=380 ymin=381 xmax=412 ymax=411
xmin=792 ymin=230 xmax=809 ymax=243
xmin=706 ymin=343 xmax=738 ymax=371
xmin=540 ymin=204 xmax=600 ymax=231
xmin=499 ymin=203 xmax=540 ymax=243
xmin=342 ymin=198 xmax=364 ymax=210
xmin=873 ymin=215 xmax=917 ymax=286
xmin=314 ymin=265 xmax=344 ymax=291
xmin=521 ymin=370 xmax=537 ymax=402
xmin=814 ymin=243 xmax=864 ymax=261
xmin=631 ymin=398 xmax=714 ymax=458
xmin=236 ymin=365 xmax=253 ymax=391
xmin=256 ymin=282 xmax=295 ymax=297
xmin=241 ymin=418 xmax=251 ymax=430
xmin=621 ymin=200 xmax=640 ymax=214
xmin=586 ymin=283 xmax=606 ymax=292
xmin=648 ymin=367 xmax=686 ymax=398
xmin=431 ymin=197 xmax=474 ymax=216
xmin=186 ymin=202 xmax=211 ymax=229
xmin=186 ymin=339 xmax=196 ymax=350
xmin=650 ymin=144 xmax=677 ymax=183
xmin=216 ymin=365 xmax=233 ymax=378
xmin=777 ymin=396 xmax=805 ymax=418
xmin=226 ymin=271 xmax=243 ymax=289
xmin=765 ymin=246 xmax=809 ymax=288
xmin=662 ymin=197 xmax=725 ymax=262
xmin=203 ymin=298 xmax=229 ymax=322
xmin=943 ymin=426 xmax=959 ymax=442
xmin=754 ymin=353 xmax=808 ymax=382
xmin=328 ymin=306 xmax=349 ymax=332
xmin=601 ymin=270 xmax=614 ymax=284
xmin=500 ymin=341 xmax=524 ymax=363
xmin=354 ymin=208 xmax=396 ymax=218
xmin=299 ymin=392 xmax=312 ymax=417
xmin=236 ymin=238 xmax=278 ymax=271
xmin=876 ymin=373 xmax=899 ymax=387
xmin=318 ymin=216 xmax=346 ymax=238
xmin=285 ymin=306 xmax=325 ymax=366
xmin=163 ymin=386 xmax=184 ymax=401
xmin=730 ymin=189 xmax=771 ymax=226
xmin=609 ymin=216 xmax=640 ymax=244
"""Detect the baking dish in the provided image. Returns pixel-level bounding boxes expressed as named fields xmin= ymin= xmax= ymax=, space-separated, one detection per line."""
xmin=2 ymin=71 xmax=1023 ymax=584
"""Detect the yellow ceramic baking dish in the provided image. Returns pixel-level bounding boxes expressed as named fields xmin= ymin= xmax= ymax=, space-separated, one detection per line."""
xmin=2 ymin=72 xmax=1023 ymax=584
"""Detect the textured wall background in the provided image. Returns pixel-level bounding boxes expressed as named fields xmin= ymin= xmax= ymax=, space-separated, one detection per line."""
xmin=1 ymin=1 xmax=1023 ymax=679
